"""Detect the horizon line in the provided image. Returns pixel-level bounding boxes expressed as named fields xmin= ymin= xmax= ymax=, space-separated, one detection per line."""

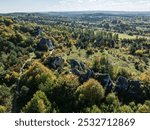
xmin=0 ymin=10 xmax=150 ymax=14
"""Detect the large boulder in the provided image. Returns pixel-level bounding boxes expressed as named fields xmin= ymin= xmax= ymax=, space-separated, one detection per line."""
xmin=79 ymin=69 xmax=94 ymax=83
xmin=45 ymin=56 xmax=64 ymax=70
xmin=94 ymin=73 xmax=113 ymax=92
xmin=71 ymin=68 xmax=81 ymax=76
xmin=34 ymin=27 xmax=42 ymax=37
xmin=127 ymin=80 xmax=142 ymax=102
xmin=129 ymin=80 xmax=140 ymax=89
xmin=69 ymin=59 xmax=95 ymax=83
xmin=70 ymin=59 xmax=85 ymax=70
xmin=115 ymin=76 xmax=129 ymax=92
xmin=37 ymin=38 xmax=54 ymax=51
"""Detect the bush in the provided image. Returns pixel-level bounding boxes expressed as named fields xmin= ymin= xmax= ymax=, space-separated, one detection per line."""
xmin=116 ymin=67 xmax=132 ymax=79
xmin=135 ymin=50 xmax=144 ymax=56
xmin=101 ymin=93 xmax=120 ymax=113
xmin=129 ymin=102 xmax=137 ymax=112
xmin=48 ymin=74 xmax=80 ymax=112
xmin=17 ymin=62 xmax=56 ymax=112
xmin=119 ymin=105 xmax=133 ymax=113
xmin=22 ymin=91 xmax=53 ymax=113
xmin=83 ymin=105 xmax=101 ymax=113
xmin=4 ymin=18 xmax=13 ymax=26
xmin=76 ymin=79 xmax=105 ymax=107
xmin=140 ymin=71 xmax=150 ymax=86
xmin=0 ymin=85 xmax=12 ymax=112
xmin=20 ymin=61 xmax=56 ymax=91
xmin=86 ymin=48 xmax=94 ymax=56
xmin=92 ymin=55 xmax=114 ymax=78
xmin=0 ymin=105 xmax=7 ymax=113
xmin=137 ymin=104 xmax=149 ymax=113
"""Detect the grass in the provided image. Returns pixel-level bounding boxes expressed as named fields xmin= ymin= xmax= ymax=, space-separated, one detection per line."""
xmin=118 ymin=33 xmax=137 ymax=39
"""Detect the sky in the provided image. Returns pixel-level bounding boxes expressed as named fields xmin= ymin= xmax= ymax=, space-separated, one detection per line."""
xmin=0 ymin=0 xmax=150 ymax=13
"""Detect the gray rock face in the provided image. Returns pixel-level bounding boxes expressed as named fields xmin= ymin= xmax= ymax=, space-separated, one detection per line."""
xmin=79 ymin=69 xmax=94 ymax=83
xmin=71 ymin=68 xmax=81 ymax=76
xmin=95 ymin=73 xmax=113 ymax=92
xmin=37 ymin=38 xmax=54 ymax=51
xmin=46 ymin=56 xmax=64 ymax=70
xmin=34 ymin=27 xmax=42 ymax=36
xmin=115 ymin=76 xmax=129 ymax=92
xmin=125 ymin=80 xmax=141 ymax=102
xmin=70 ymin=59 xmax=93 ymax=83
xmin=70 ymin=59 xmax=85 ymax=70
xmin=129 ymin=80 xmax=140 ymax=89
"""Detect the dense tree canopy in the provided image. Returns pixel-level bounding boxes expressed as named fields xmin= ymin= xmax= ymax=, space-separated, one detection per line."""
xmin=0 ymin=13 xmax=150 ymax=113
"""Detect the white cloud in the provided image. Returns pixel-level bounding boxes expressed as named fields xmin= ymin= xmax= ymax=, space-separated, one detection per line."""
xmin=0 ymin=0 xmax=150 ymax=13
xmin=51 ymin=0 xmax=150 ymax=11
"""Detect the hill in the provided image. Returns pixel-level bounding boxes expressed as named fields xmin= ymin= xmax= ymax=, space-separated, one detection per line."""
xmin=0 ymin=12 xmax=150 ymax=113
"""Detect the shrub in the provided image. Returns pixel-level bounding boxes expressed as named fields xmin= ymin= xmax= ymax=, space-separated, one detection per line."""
xmin=83 ymin=105 xmax=101 ymax=113
xmin=135 ymin=50 xmax=144 ymax=56
xmin=49 ymin=74 xmax=80 ymax=112
xmin=17 ymin=61 xmax=56 ymax=112
xmin=140 ymin=71 xmax=150 ymax=86
xmin=76 ymin=79 xmax=105 ymax=107
xmin=20 ymin=61 xmax=56 ymax=90
xmin=86 ymin=48 xmax=94 ymax=56
xmin=92 ymin=55 xmax=114 ymax=78
xmin=116 ymin=67 xmax=132 ymax=79
xmin=0 ymin=105 xmax=7 ymax=113
xmin=119 ymin=105 xmax=133 ymax=113
xmin=101 ymin=93 xmax=120 ymax=113
xmin=22 ymin=91 xmax=53 ymax=113
xmin=0 ymin=85 xmax=12 ymax=112
xmin=129 ymin=102 xmax=137 ymax=112
xmin=137 ymin=104 xmax=149 ymax=113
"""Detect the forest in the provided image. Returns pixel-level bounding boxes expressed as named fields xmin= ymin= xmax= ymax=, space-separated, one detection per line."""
xmin=0 ymin=12 xmax=150 ymax=113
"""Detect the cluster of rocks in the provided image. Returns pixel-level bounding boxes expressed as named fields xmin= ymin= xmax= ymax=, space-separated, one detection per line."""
xmin=45 ymin=56 xmax=64 ymax=71
xmin=70 ymin=59 xmax=94 ymax=83
xmin=69 ymin=59 xmax=141 ymax=94
xmin=44 ymin=57 xmax=141 ymax=95
xmin=114 ymin=76 xmax=141 ymax=102
xmin=115 ymin=76 xmax=140 ymax=92
xmin=70 ymin=59 xmax=85 ymax=71
xmin=94 ymin=73 xmax=113 ymax=93
xmin=37 ymin=38 xmax=54 ymax=51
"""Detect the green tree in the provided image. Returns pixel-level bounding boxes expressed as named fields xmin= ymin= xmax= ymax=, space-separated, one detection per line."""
xmin=83 ymin=105 xmax=101 ymax=113
xmin=119 ymin=105 xmax=133 ymax=113
xmin=103 ymin=23 xmax=110 ymax=30
xmin=22 ymin=91 xmax=52 ymax=113
xmin=17 ymin=61 xmax=56 ymax=112
xmin=144 ymin=100 xmax=150 ymax=112
xmin=48 ymin=74 xmax=80 ymax=112
xmin=136 ymin=101 xmax=150 ymax=113
xmin=76 ymin=79 xmax=105 ymax=107
xmin=137 ymin=104 xmax=149 ymax=113
xmin=0 ymin=105 xmax=7 ymax=113
xmin=101 ymin=93 xmax=120 ymax=113
xmin=4 ymin=18 xmax=13 ymax=26
xmin=92 ymin=55 xmax=114 ymax=78
xmin=0 ymin=85 xmax=12 ymax=112
xmin=116 ymin=67 xmax=132 ymax=79
xmin=129 ymin=102 xmax=137 ymax=112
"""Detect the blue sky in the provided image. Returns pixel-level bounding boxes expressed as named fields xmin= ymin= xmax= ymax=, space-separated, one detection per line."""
xmin=0 ymin=0 xmax=150 ymax=13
